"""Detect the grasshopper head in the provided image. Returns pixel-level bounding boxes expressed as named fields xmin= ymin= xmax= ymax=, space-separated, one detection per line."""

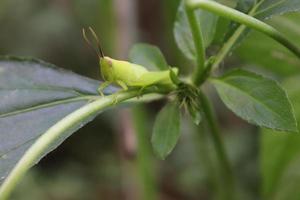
xmin=82 ymin=27 xmax=113 ymax=81
xmin=100 ymin=56 xmax=114 ymax=81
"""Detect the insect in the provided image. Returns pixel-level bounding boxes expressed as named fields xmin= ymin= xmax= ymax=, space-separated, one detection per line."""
xmin=82 ymin=27 xmax=179 ymax=96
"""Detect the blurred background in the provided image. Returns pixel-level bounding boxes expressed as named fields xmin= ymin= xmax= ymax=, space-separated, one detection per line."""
xmin=1 ymin=0 xmax=300 ymax=199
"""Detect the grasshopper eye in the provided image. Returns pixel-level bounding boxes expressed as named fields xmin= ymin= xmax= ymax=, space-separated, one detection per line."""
xmin=82 ymin=27 xmax=105 ymax=59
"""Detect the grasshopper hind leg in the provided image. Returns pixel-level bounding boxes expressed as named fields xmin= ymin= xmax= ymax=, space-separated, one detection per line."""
xmin=116 ymin=80 xmax=128 ymax=91
xmin=137 ymin=86 xmax=148 ymax=98
xmin=111 ymin=80 xmax=129 ymax=104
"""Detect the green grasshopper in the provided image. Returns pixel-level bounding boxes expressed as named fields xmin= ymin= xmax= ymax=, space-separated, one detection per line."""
xmin=82 ymin=27 xmax=179 ymax=96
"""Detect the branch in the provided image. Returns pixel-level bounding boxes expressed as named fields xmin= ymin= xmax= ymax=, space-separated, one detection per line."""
xmin=185 ymin=0 xmax=206 ymax=85
xmin=199 ymin=90 xmax=235 ymax=200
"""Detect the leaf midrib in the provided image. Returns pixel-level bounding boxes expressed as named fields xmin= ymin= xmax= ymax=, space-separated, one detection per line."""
xmin=0 ymin=95 xmax=98 ymax=118
xmin=0 ymin=85 xmax=95 ymax=97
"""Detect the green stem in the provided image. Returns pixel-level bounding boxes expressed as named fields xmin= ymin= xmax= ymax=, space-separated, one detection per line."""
xmin=211 ymin=2 xmax=266 ymax=70
xmin=211 ymin=24 xmax=246 ymax=70
xmin=132 ymin=106 xmax=157 ymax=200
xmin=194 ymin=123 xmax=220 ymax=198
xmin=186 ymin=0 xmax=300 ymax=63
xmin=199 ymin=91 xmax=234 ymax=200
xmin=0 ymin=88 xmax=169 ymax=200
xmin=185 ymin=0 xmax=206 ymax=85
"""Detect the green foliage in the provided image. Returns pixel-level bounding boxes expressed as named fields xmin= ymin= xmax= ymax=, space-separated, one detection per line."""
xmin=0 ymin=57 xmax=113 ymax=185
xmin=261 ymin=76 xmax=300 ymax=200
xmin=151 ymin=102 xmax=181 ymax=160
xmin=236 ymin=0 xmax=255 ymax=13
xmin=129 ymin=43 xmax=168 ymax=70
xmin=1 ymin=0 xmax=300 ymax=199
xmin=255 ymin=0 xmax=300 ymax=20
xmin=211 ymin=69 xmax=297 ymax=132
xmin=222 ymin=0 xmax=255 ymax=43
xmin=237 ymin=13 xmax=300 ymax=76
xmin=224 ymin=0 xmax=300 ymax=52
xmin=174 ymin=0 xmax=218 ymax=60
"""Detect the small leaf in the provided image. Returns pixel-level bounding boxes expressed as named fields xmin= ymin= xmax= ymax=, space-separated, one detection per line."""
xmin=211 ymin=69 xmax=297 ymax=132
xmin=173 ymin=0 xmax=218 ymax=60
xmin=151 ymin=102 xmax=181 ymax=159
xmin=129 ymin=43 xmax=168 ymax=70
xmin=0 ymin=57 xmax=116 ymax=185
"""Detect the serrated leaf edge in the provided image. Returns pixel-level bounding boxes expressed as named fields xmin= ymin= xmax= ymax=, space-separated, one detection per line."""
xmin=210 ymin=69 xmax=298 ymax=132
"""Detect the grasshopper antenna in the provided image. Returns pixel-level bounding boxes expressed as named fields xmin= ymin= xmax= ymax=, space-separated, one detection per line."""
xmin=82 ymin=27 xmax=105 ymax=59
xmin=88 ymin=27 xmax=105 ymax=58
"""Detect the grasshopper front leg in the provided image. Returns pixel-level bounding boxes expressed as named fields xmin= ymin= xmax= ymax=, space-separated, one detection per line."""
xmin=98 ymin=81 xmax=112 ymax=96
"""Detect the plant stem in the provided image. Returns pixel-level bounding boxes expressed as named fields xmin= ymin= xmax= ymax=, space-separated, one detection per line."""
xmin=199 ymin=91 xmax=234 ymax=200
xmin=186 ymin=0 xmax=300 ymax=62
xmin=185 ymin=0 xmax=206 ymax=85
xmin=211 ymin=24 xmax=246 ymax=70
xmin=211 ymin=1 xmax=268 ymax=70
xmin=194 ymin=123 xmax=220 ymax=198
xmin=0 ymin=88 xmax=169 ymax=200
xmin=132 ymin=105 xmax=157 ymax=200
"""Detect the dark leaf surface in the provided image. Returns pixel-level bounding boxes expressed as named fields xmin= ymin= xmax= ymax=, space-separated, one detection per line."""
xmin=0 ymin=57 xmax=115 ymax=184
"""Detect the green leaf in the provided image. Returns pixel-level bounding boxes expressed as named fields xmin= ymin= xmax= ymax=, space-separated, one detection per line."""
xmin=255 ymin=0 xmax=300 ymax=20
xmin=151 ymin=102 xmax=181 ymax=159
xmin=0 ymin=57 xmax=115 ymax=185
xmin=129 ymin=43 xmax=168 ymax=70
xmin=173 ymin=0 xmax=218 ymax=60
xmin=261 ymin=76 xmax=300 ymax=199
xmin=222 ymin=0 xmax=255 ymax=43
xmin=211 ymin=69 xmax=297 ymax=132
